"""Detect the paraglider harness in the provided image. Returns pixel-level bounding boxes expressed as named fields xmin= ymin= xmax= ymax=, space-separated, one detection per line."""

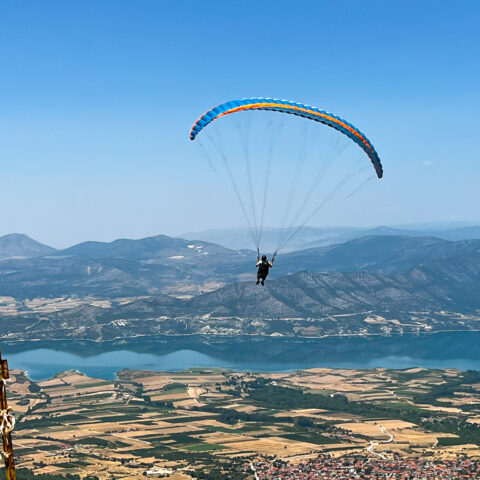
xmin=256 ymin=249 xmax=276 ymax=284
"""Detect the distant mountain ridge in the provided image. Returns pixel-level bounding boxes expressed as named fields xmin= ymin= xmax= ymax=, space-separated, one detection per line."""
xmin=59 ymin=234 xmax=233 ymax=259
xmin=2 ymin=223 xmax=480 ymax=260
xmin=273 ymin=235 xmax=480 ymax=276
xmin=0 ymin=233 xmax=56 ymax=259
xmin=0 ymin=231 xmax=479 ymax=302
xmin=183 ymin=224 xmax=480 ymax=251
xmin=0 ymin=233 xmax=251 ymax=298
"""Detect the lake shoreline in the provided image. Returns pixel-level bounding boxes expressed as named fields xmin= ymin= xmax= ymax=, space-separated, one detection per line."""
xmin=3 ymin=327 xmax=480 ymax=348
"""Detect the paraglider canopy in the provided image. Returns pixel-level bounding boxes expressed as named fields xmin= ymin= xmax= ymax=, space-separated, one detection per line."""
xmin=190 ymin=97 xmax=383 ymax=256
xmin=190 ymin=98 xmax=383 ymax=178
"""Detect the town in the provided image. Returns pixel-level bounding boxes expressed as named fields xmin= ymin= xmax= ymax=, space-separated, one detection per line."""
xmin=247 ymin=456 xmax=480 ymax=479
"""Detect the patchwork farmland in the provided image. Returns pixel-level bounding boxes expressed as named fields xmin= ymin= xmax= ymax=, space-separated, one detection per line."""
xmin=6 ymin=367 xmax=480 ymax=478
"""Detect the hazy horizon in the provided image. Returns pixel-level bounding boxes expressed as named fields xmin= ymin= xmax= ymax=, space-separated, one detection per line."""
xmin=1 ymin=220 xmax=480 ymax=250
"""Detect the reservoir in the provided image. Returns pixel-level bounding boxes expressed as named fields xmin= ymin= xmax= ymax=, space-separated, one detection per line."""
xmin=3 ymin=331 xmax=480 ymax=380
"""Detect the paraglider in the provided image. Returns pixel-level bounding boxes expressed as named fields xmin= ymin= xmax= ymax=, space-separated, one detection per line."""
xmin=256 ymin=253 xmax=274 ymax=286
xmin=190 ymin=98 xmax=383 ymax=283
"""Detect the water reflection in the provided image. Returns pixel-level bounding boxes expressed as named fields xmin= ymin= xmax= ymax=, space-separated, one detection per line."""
xmin=3 ymin=332 xmax=480 ymax=380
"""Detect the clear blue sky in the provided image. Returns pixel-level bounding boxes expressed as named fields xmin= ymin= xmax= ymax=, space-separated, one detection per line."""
xmin=1 ymin=0 xmax=479 ymax=247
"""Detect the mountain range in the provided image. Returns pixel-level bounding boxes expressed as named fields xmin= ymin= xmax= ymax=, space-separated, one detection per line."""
xmin=3 ymin=223 xmax=480 ymax=260
xmin=0 ymin=229 xmax=479 ymax=341
xmin=1 ymin=264 xmax=478 ymax=341
xmin=0 ymin=231 xmax=479 ymax=299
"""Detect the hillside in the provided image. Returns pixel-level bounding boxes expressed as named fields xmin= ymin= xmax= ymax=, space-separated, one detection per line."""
xmin=1 ymin=254 xmax=479 ymax=341
xmin=0 ymin=234 xmax=251 ymax=298
xmin=274 ymin=235 xmax=480 ymax=276
xmin=0 ymin=234 xmax=56 ymax=259
xmin=59 ymin=234 xmax=233 ymax=259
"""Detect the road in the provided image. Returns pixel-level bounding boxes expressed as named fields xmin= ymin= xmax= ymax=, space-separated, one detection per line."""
xmin=250 ymin=461 xmax=260 ymax=480
xmin=367 ymin=425 xmax=393 ymax=460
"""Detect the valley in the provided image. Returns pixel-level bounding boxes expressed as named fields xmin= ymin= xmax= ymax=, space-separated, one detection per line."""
xmin=8 ymin=366 xmax=480 ymax=479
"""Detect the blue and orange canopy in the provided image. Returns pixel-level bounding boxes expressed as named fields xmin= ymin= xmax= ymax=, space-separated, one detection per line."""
xmin=190 ymin=98 xmax=383 ymax=178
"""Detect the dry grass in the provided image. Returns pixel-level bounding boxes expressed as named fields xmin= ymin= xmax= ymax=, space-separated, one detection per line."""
xmin=419 ymin=404 xmax=463 ymax=414
xmin=393 ymin=429 xmax=436 ymax=447
xmin=339 ymin=422 xmax=387 ymax=438
xmin=173 ymin=399 xmax=202 ymax=408
xmin=150 ymin=392 xmax=188 ymax=402
xmin=377 ymin=420 xmax=416 ymax=429
xmin=274 ymin=408 xmax=326 ymax=419
xmin=187 ymin=387 xmax=205 ymax=398
xmin=219 ymin=436 xmax=319 ymax=456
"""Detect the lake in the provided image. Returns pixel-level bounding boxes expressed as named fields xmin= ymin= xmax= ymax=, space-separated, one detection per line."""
xmin=2 ymin=332 xmax=480 ymax=380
